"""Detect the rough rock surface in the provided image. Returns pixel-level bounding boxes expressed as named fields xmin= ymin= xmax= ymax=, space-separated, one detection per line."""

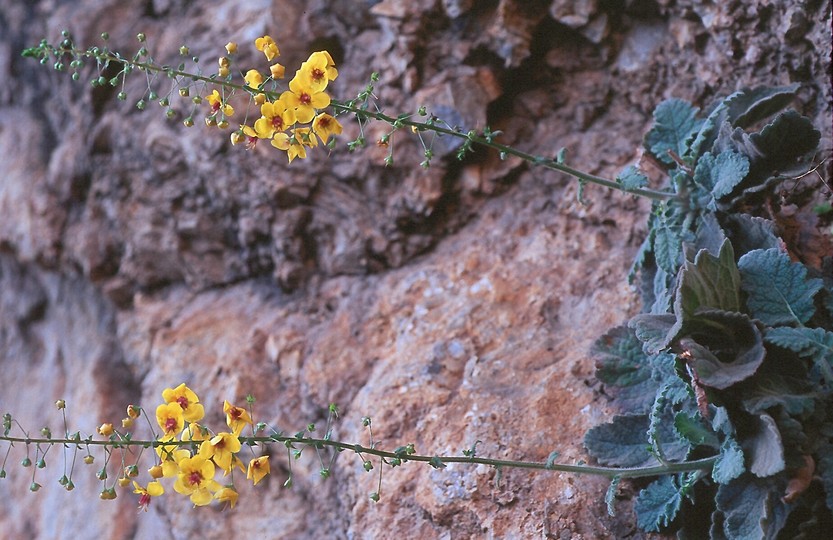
xmin=0 ymin=0 xmax=830 ymax=538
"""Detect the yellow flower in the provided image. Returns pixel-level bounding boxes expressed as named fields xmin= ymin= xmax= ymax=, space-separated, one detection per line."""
xmin=312 ymin=113 xmax=343 ymax=143
xmin=155 ymin=403 xmax=185 ymax=438
xmin=214 ymin=486 xmax=239 ymax=509
xmin=173 ymin=455 xmax=220 ymax=506
xmin=281 ymin=76 xmax=330 ymax=124
xmin=247 ymin=456 xmax=270 ymax=485
xmin=198 ymin=431 xmax=241 ymax=473
xmin=244 ymin=69 xmax=264 ymax=89
xmin=97 ymin=423 xmax=114 ymax=437
xmin=270 ymin=63 xmax=286 ymax=79
xmin=271 ymin=133 xmax=305 ymax=163
xmin=162 ymin=383 xmax=205 ymax=423
xmin=223 ymin=401 xmax=253 ymax=436
xmin=181 ymin=422 xmax=209 ymax=443
xmin=298 ymin=51 xmax=338 ymax=93
xmin=133 ymin=480 xmax=164 ymax=512
xmin=155 ymin=436 xmax=189 ymax=475
xmin=255 ymin=36 xmax=280 ymax=61
xmin=254 ymin=98 xmax=296 ymax=139
xmin=206 ymin=90 xmax=233 ymax=117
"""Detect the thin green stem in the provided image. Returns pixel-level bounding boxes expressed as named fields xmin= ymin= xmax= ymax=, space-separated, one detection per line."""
xmin=0 ymin=434 xmax=715 ymax=480
xmin=37 ymin=43 xmax=675 ymax=202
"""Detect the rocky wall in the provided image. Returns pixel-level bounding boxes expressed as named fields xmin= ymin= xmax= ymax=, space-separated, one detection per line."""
xmin=0 ymin=0 xmax=830 ymax=538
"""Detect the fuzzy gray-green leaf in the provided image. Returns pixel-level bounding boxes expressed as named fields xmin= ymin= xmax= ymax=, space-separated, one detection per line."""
xmin=645 ymin=99 xmax=702 ymax=165
xmin=738 ymin=248 xmax=823 ymax=326
xmin=713 ymin=436 xmax=745 ymax=484
xmin=635 ymin=475 xmax=683 ymax=532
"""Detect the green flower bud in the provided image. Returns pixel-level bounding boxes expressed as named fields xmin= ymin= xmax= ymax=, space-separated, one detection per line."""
xmin=136 ymin=99 xmax=146 ymax=110
xmin=117 ymin=91 xmax=127 ymax=101
xmin=58 ymin=475 xmax=69 ymax=486
xmin=21 ymin=457 xmax=32 ymax=467
xmin=178 ymin=87 xmax=189 ymax=97
xmin=136 ymin=33 xmax=146 ymax=42
xmin=369 ymin=491 xmax=380 ymax=502
xmin=100 ymin=32 xmax=109 ymax=41
xmin=36 ymin=458 xmax=46 ymax=469
xmin=179 ymin=45 xmax=190 ymax=56
xmin=30 ymin=482 xmax=41 ymax=492
xmin=158 ymin=97 xmax=169 ymax=107
xmin=165 ymin=108 xmax=175 ymax=119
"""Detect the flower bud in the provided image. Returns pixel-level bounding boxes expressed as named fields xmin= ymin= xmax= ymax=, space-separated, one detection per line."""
xmin=30 ymin=482 xmax=41 ymax=492
xmin=97 ymin=423 xmax=114 ymax=437
xmin=126 ymin=404 xmax=141 ymax=418
xmin=121 ymin=417 xmax=133 ymax=429
xmin=148 ymin=465 xmax=163 ymax=479
xmin=136 ymin=33 xmax=146 ymax=42
xmin=84 ymin=455 xmax=95 ymax=465
xmin=65 ymin=480 xmax=75 ymax=491
xmin=21 ymin=457 xmax=32 ymax=467
xmin=179 ymin=45 xmax=190 ymax=56
xmin=225 ymin=42 xmax=238 ymax=54
xmin=118 ymin=477 xmax=131 ymax=487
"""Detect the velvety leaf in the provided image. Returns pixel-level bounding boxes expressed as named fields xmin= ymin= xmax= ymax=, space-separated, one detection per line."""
xmin=738 ymin=249 xmax=823 ymax=326
xmin=743 ymin=413 xmax=785 ymax=478
xmin=617 ymin=164 xmax=649 ymax=190
xmin=676 ymin=240 xmax=742 ymax=319
xmin=679 ymin=310 xmax=765 ymax=389
xmin=749 ymin=110 xmax=820 ymax=167
xmin=722 ymin=214 xmax=779 ymax=254
xmin=741 ymin=372 xmax=818 ymax=416
xmin=729 ymin=84 xmax=801 ymax=128
xmin=716 ymin=475 xmax=787 ymax=540
xmin=630 ymin=313 xmax=676 ymax=354
xmin=584 ymin=414 xmax=656 ymax=467
xmin=712 ymin=407 xmax=736 ymax=436
xmin=674 ymin=412 xmax=719 ymax=447
xmin=765 ymin=327 xmax=833 ymax=358
xmin=713 ymin=436 xmax=745 ymax=484
xmin=693 ymin=151 xmax=750 ymax=200
xmin=651 ymin=268 xmax=673 ymax=314
xmin=648 ymin=388 xmax=692 ymax=462
xmin=693 ymin=211 xmax=727 ymax=258
xmin=645 ymin=98 xmax=703 ymax=165
xmin=687 ymin=85 xmax=799 ymax=160
xmin=605 ymin=476 xmax=621 ymax=517
xmin=635 ymin=475 xmax=683 ymax=532
xmin=592 ymin=325 xmax=658 ymax=413
xmin=655 ymin=225 xmax=682 ymax=274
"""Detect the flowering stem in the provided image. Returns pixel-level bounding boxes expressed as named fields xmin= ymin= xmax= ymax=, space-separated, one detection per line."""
xmin=1 ymin=434 xmax=715 ymax=480
xmin=28 ymin=41 xmax=674 ymax=202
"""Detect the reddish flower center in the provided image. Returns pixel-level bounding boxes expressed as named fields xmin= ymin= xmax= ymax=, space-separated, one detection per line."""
xmin=188 ymin=471 xmax=203 ymax=486
xmin=299 ymin=92 xmax=311 ymax=105
xmin=176 ymin=396 xmax=189 ymax=409
xmin=164 ymin=417 xmax=178 ymax=433
xmin=311 ymin=68 xmax=325 ymax=82
xmin=230 ymin=408 xmax=242 ymax=420
xmin=212 ymin=101 xmax=221 ymax=112
xmin=318 ymin=117 xmax=331 ymax=128
xmin=138 ymin=492 xmax=151 ymax=510
xmin=215 ymin=438 xmax=226 ymax=450
xmin=271 ymin=116 xmax=284 ymax=129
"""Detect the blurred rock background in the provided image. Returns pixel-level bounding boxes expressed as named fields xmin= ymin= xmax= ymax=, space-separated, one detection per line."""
xmin=0 ymin=0 xmax=829 ymax=538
